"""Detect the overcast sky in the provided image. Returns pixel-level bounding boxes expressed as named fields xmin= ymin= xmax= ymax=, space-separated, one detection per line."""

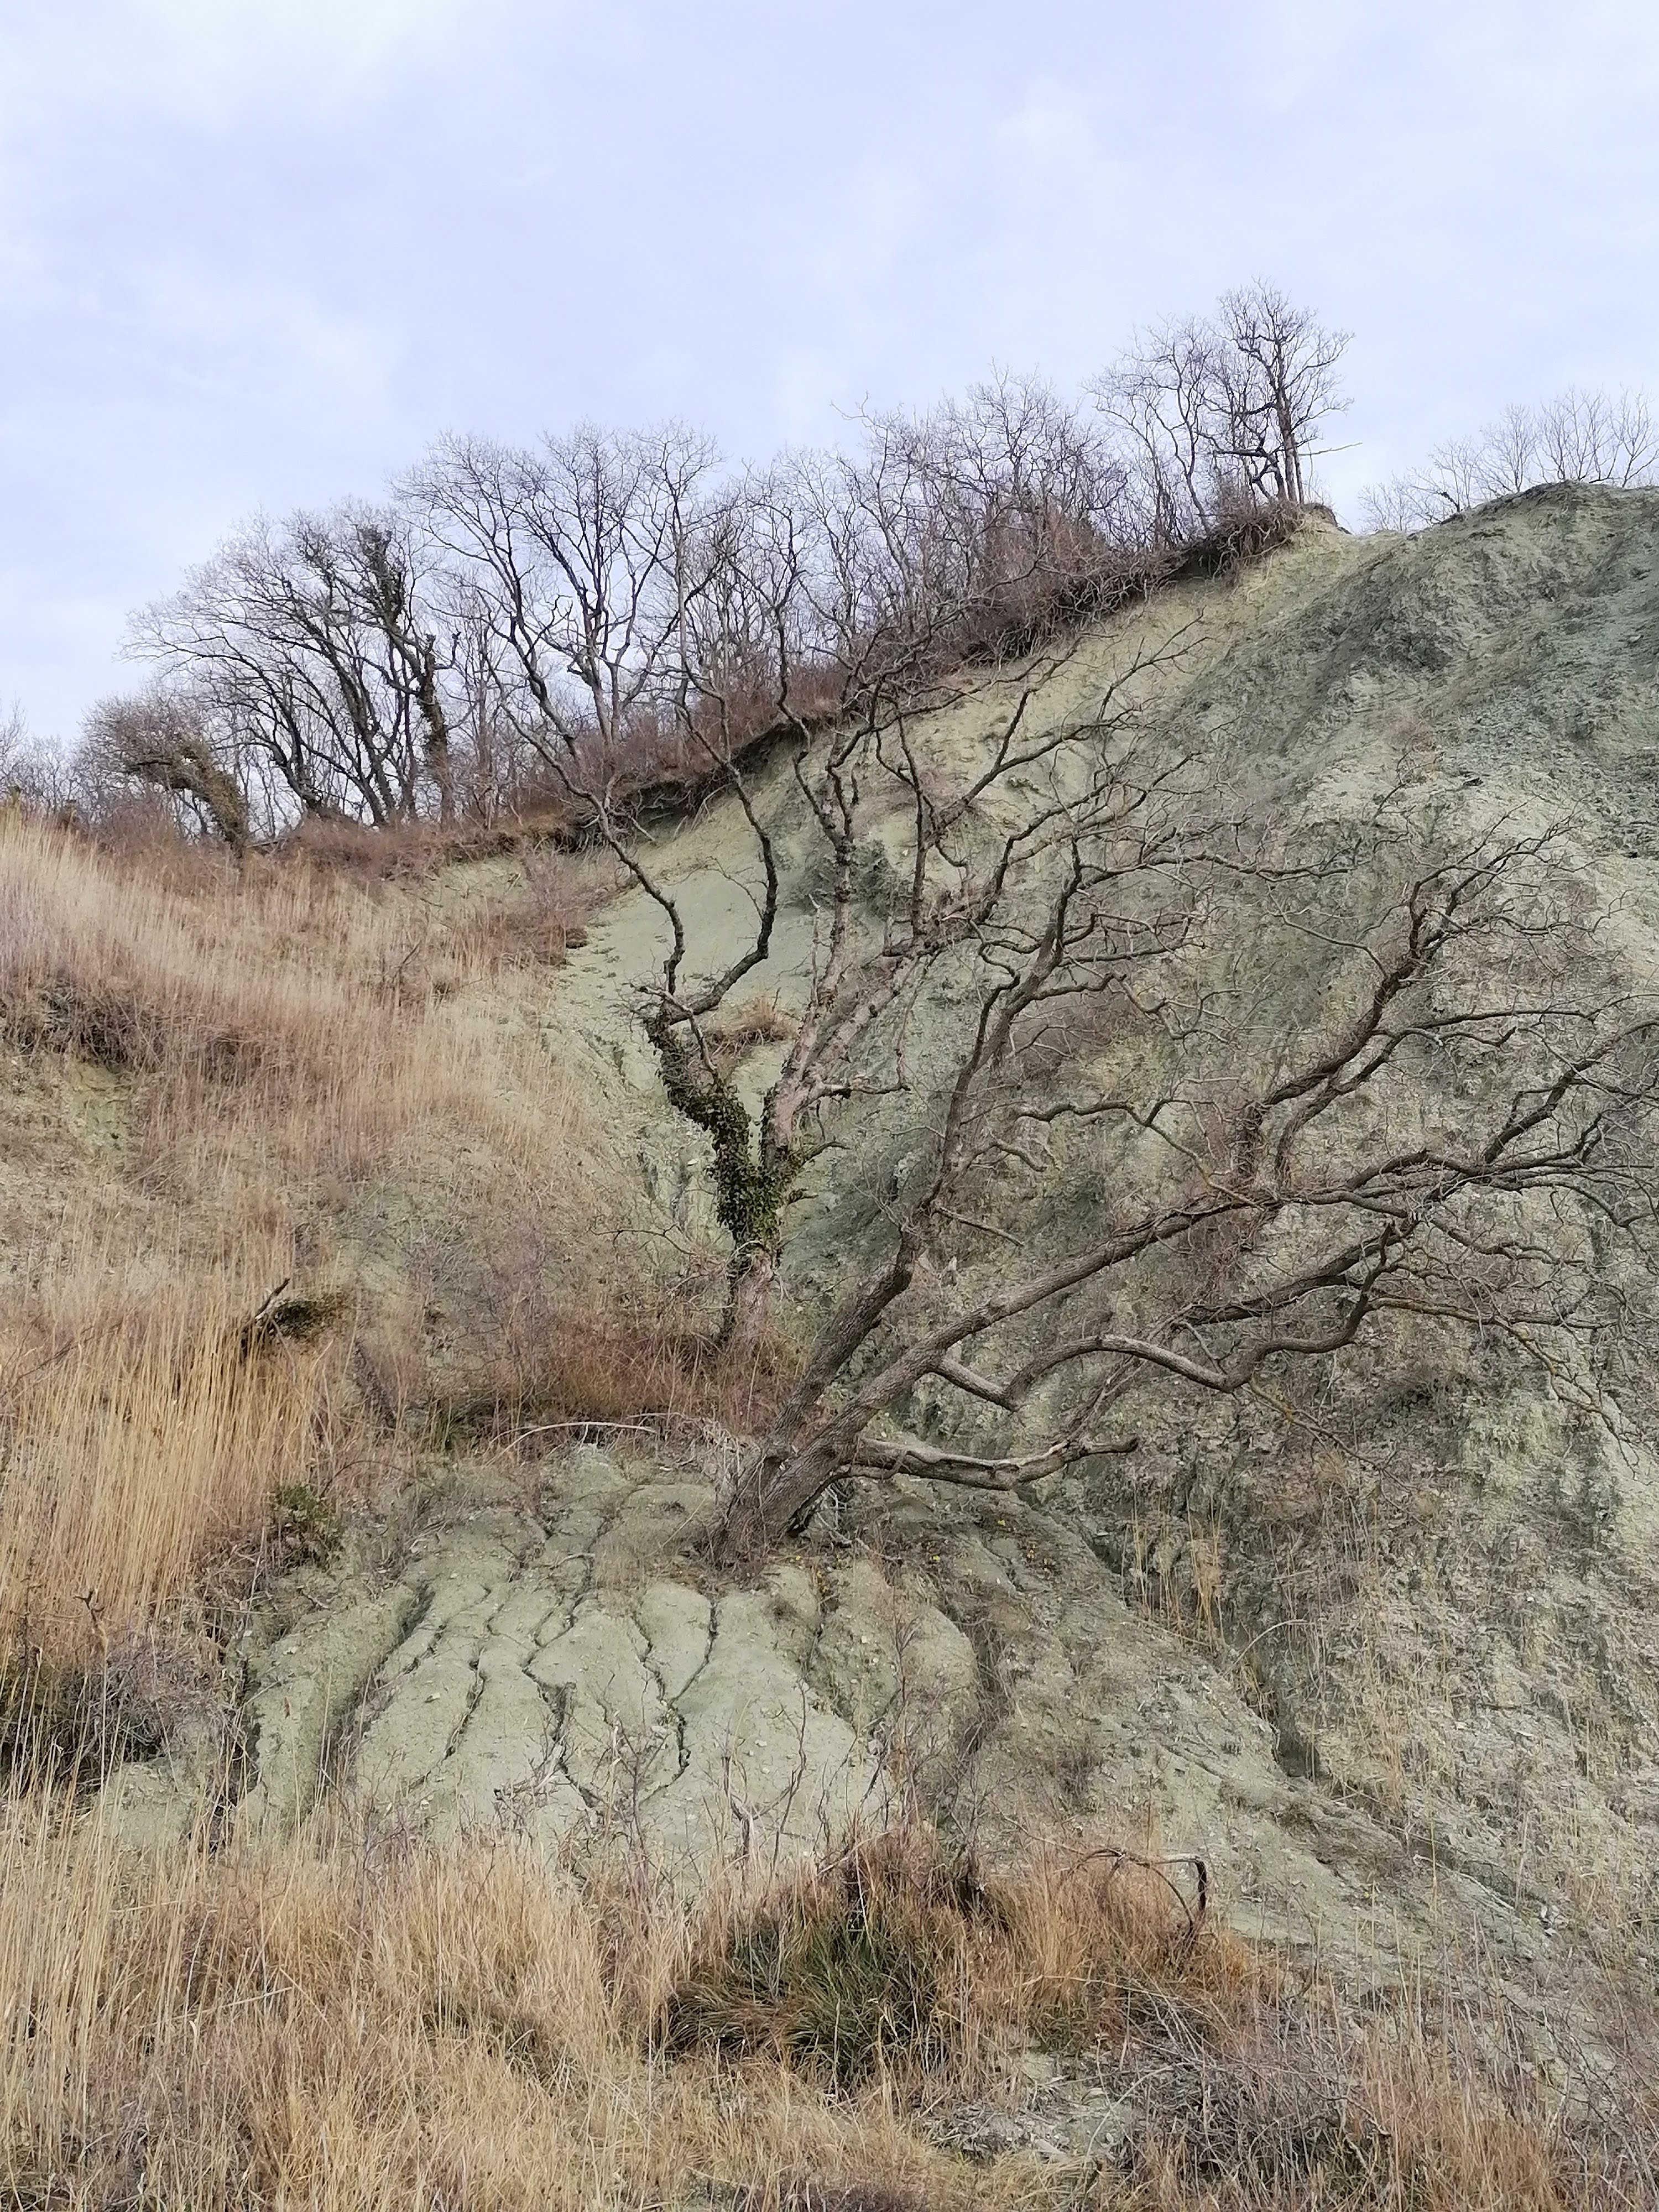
xmin=2 ymin=0 xmax=1656 ymax=738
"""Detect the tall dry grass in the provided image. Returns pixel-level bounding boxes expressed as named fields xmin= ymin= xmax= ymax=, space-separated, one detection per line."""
xmin=0 ymin=1260 xmax=340 ymax=1670
xmin=0 ymin=815 xmax=639 ymax=1674
xmin=0 ymin=813 xmax=791 ymax=1681
xmin=1 ymin=1803 xmax=1649 ymax=2211
xmin=0 ymin=810 xmax=599 ymax=1193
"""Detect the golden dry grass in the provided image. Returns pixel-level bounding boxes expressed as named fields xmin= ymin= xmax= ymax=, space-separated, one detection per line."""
xmin=0 ymin=813 xmax=790 ymax=1671
xmin=0 ymin=809 xmax=600 ymax=1187
xmin=1 ymin=1803 xmax=1648 ymax=2211
xmin=0 ymin=816 xmax=646 ymax=1668
xmin=0 ymin=1266 xmax=336 ymax=1662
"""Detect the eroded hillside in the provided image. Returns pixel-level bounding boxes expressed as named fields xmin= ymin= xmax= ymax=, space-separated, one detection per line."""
xmin=6 ymin=488 xmax=1659 ymax=2208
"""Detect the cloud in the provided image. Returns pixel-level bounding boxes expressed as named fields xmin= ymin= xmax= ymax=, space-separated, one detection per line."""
xmin=132 ymin=263 xmax=395 ymax=411
xmin=0 ymin=0 xmax=516 ymax=133
xmin=994 ymin=81 xmax=1115 ymax=183
xmin=140 ymin=0 xmax=483 ymax=109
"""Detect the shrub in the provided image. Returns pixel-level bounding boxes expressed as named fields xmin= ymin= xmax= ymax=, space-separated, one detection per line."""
xmin=660 ymin=1835 xmax=979 ymax=2087
xmin=0 ymin=1631 xmax=204 ymax=1790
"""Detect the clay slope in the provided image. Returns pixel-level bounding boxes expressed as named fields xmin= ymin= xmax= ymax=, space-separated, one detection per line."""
xmin=110 ymin=488 xmax=1659 ymax=2023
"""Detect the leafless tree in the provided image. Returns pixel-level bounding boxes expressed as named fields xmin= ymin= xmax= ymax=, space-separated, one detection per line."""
xmin=114 ymin=313 xmax=1338 ymax=837
xmin=713 ymin=791 xmax=1659 ymax=1557
xmin=408 ymin=422 xmax=723 ymax=793
xmin=0 ymin=701 xmax=65 ymax=812
xmin=400 ymin=363 xmax=1335 ymax=1358
xmin=1092 ymin=314 xmax=1225 ymax=542
xmin=635 ymin=579 xmax=1188 ymax=1350
xmin=1213 ymin=283 xmax=1353 ymax=508
xmin=129 ymin=502 xmax=458 ymax=828
xmin=1362 ymin=387 xmax=1659 ymax=531
xmin=409 ymin=434 xmax=844 ymax=1347
xmin=1537 ymin=387 xmax=1658 ymax=487
xmin=0 ymin=698 xmax=25 ymax=780
xmin=79 ymin=689 xmax=250 ymax=858
xmin=1093 ymin=284 xmax=1351 ymax=538
xmin=839 ymin=373 xmax=1138 ymax=658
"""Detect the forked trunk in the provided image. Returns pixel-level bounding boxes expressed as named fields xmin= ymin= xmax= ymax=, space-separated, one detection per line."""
xmin=716 ymin=1432 xmax=843 ymax=1562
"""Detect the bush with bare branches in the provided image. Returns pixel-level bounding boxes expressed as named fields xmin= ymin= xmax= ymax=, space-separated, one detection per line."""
xmin=710 ymin=781 xmax=1659 ymax=1556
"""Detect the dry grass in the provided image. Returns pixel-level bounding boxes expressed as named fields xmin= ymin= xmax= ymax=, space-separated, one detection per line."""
xmin=425 ymin=1214 xmax=799 ymax=1447
xmin=443 ymin=846 xmax=613 ymax=973
xmin=0 ymin=810 xmax=798 ymax=1689
xmin=0 ymin=815 xmax=667 ymax=1673
xmin=0 ymin=1260 xmax=341 ymax=1671
xmin=0 ymin=811 xmax=597 ymax=1185
xmin=0 ymin=1803 xmax=984 ymax=2211
xmin=1 ymin=1806 xmax=1650 ymax=2211
xmin=659 ymin=1828 xmax=1231 ymax=2089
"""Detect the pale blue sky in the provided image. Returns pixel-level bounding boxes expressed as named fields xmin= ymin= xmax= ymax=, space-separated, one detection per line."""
xmin=3 ymin=0 xmax=1657 ymax=736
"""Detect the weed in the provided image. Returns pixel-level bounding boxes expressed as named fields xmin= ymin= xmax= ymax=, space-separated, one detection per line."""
xmin=0 ymin=1632 xmax=203 ymax=1790
xmin=268 ymin=1482 xmax=343 ymax=1568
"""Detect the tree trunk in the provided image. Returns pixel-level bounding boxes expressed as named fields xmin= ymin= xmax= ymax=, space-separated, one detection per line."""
xmin=716 ymin=1430 xmax=845 ymax=1561
xmin=416 ymin=636 xmax=455 ymax=826
xmin=650 ymin=1022 xmax=795 ymax=1358
xmin=719 ymin=1242 xmax=778 ymax=1357
xmin=124 ymin=742 xmax=250 ymax=865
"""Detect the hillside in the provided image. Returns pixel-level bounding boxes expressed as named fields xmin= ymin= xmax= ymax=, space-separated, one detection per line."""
xmin=5 ymin=487 xmax=1659 ymax=2208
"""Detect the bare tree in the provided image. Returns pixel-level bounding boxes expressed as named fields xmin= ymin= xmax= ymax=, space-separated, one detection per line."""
xmin=409 ymin=404 xmax=1199 ymax=1350
xmin=410 ymin=432 xmax=843 ymax=1347
xmin=713 ymin=793 xmax=1659 ymax=1557
xmin=1093 ymin=285 xmax=1351 ymax=537
xmin=80 ymin=689 xmax=250 ymax=858
xmin=114 ymin=314 xmax=1339 ymax=837
xmin=1536 ymin=387 xmax=1657 ymax=489
xmin=636 ymin=575 xmax=1187 ymax=1350
xmin=1213 ymin=281 xmax=1353 ymax=508
xmin=401 ymin=363 xmax=1342 ymax=1355
xmin=129 ymin=503 xmax=459 ymax=828
xmin=1362 ymin=386 xmax=1659 ymax=531
xmin=843 ymin=374 xmax=1136 ymax=656
xmin=0 ymin=698 xmax=25 ymax=783
xmin=408 ymin=422 xmax=723 ymax=791
xmin=0 ymin=701 xmax=64 ymax=812
xmin=1092 ymin=315 xmax=1226 ymax=542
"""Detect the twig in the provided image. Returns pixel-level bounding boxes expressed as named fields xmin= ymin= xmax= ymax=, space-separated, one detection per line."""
xmin=1062 ymin=1844 xmax=1211 ymax=1949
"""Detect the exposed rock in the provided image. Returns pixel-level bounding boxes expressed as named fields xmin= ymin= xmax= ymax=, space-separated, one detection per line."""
xmin=96 ymin=492 xmax=1659 ymax=2004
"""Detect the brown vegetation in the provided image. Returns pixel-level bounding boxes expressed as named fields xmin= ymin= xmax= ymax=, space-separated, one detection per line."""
xmin=1 ymin=1805 xmax=1651 ymax=2209
xmin=0 ymin=811 xmax=649 ymax=1676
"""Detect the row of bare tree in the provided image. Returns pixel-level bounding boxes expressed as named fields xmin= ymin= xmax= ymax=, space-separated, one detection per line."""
xmin=1362 ymin=385 xmax=1659 ymax=530
xmin=54 ymin=283 xmax=1347 ymax=843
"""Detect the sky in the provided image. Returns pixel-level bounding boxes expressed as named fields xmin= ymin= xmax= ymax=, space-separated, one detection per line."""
xmin=2 ymin=0 xmax=1657 ymax=739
